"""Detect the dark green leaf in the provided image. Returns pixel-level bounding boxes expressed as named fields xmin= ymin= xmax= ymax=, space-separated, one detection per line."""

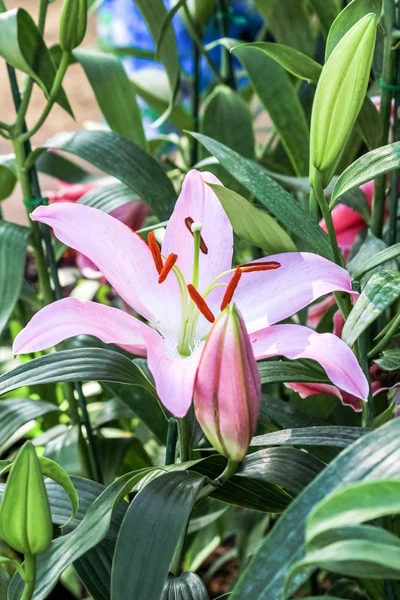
xmin=347 ymin=231 xmax=389 ymax=281
xmin=259 ymin=394 xmax=328 ymax=430
xmin=230 ymin=419 xmax=400 ymax=599
xmin=190 ymin=134 xmax=333 ymax=259
xmin=342 ymin=270 xmax=400 ymax=346
xmin=132 ymin=0 xmax=180 ymax=123
xmin=0 ymin=221 xmax=30 ymax=336
xmin=200 ymin=84 xmax=255 ymax=159
xmin=0 ymin=9 xmax=72 ymax=114
xmin=374 ymin=349 xmax=400 ymax=371
xmin=352 ymin=242 xmax=400 ymax=278
xmin=74 ymin=49 xmax=146 ymax=149
xmin=251 ymin=426 xmax=370 ymax=449
xmin=0 ymin=398 xmax=58 ymax=454
xmin=0 ymin=155 xmax=16 ymax=201
xmin=31 ymin=130 xmax=177 ymax=220
xmin=36 ymin=151 xmax=96 ymax=184
xmin=330 ymin=142 xmax=400 ymax=209
xmin=356 ymin=94 xmax=382 ymax=150
xmin=259 ymin=360 xmax=330 ymax=385
xmin=78 ymin=182 xmax=140 ymax=213
xmin=233 ymin=45 xmax=309 ymax=175
xmin=111 ymin=472 xmax=204 ymax=600
xmin=235 ymin=42 xmax=322 ymax=82
xmin=207 ymin=183 xmax=296 ymax=253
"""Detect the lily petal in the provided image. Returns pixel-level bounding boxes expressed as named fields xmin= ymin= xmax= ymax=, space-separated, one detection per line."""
xmin=251 ymin=324 xmax=369 ymax=400
xmin=162 ymin=170 xmax=233 ymax=302
xmin=13 ymin=298 xmax=149 ymax=356
xmin=285 ymin=382 xmax=363 ymax=412
xmin=143 ymin=328 xmax=202 ymax=417
xmin=233 ymin=252 xmax=354 ymax=332
xmin=31 ymin=203 xmax=181 ymax=337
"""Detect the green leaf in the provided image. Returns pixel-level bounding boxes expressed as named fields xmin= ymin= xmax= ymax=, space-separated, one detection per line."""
xmin=78 ymin=182 xmax=140 ymax=213
xmin=342 ymin=270 xmax=400 ymax=346
xmin=235 ymin=42 xmax=322 ymax=82
xmin=352 ymin=242 xmax=400 ymax=278
xmin=8 ymin=468 xmax=152 ymax=600
xmin=233 ymin=45 xmax=310 ymax=175
xmin=330 ymin=142 xmax=400 ymax=208
xmin=200 ymin=85 xmax=255 ymax=159
xmin=306 ymin=480 xmax=400 ymax=545
xmin=0 ymin=9 xmax=72 ymax=114
xmin=36 ymin=151 xmax=96 ymax=184
xmin=259 ymin=394 xmax=328 ymax=430
xmin=0 ymin=221 xmax=30 ymax=336
xmin=230 ymin=419 xmax=400 ymax=600
xmin=30 ymin=130 xmax=177 ymax=220
xmin=132 ymin=0 xmax=180 ymax=124
xmin=190 ymin=134 xmax=333 ymax=259
xmin=309 ymin=0 xmax=340 ymax=36
xmin=251 ymin=426 xmax=370 ymax=449
xmin=207 ymin=183 xmax=296 ymax=253
xmin=374 ymin=349 xmax=400 ymax=371
xmin=0 ymin=155 xmax=16 ymax=201
xmin=74 ymin=49 xmax=146 ymax=149
xmin=347 ymin=231 xmax=389 ymax=280
xmin=356 ymin=94 xmax=382 ymax=150
xmin=0 ymin=398 xmax=58 ymax=454
xmin=37 ymin=457 xmax=79 ymax=526
xmin=326 ymin=0 xmax=383 ymax=59
xmin=258 ymin=360 xmax=330 ymax=386
xmin=111 ymin=472 xmax=204 ymax=600
xmin=0 ymin=348 xmax=156 ymax=397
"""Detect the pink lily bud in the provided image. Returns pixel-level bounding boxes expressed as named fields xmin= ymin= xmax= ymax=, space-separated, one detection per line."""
xmin=194 ymin=304 xmax=261 ymax=462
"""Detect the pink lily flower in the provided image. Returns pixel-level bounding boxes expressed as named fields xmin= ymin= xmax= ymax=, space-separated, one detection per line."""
xmin=13 ymin=170 xmax=368 ymax=417
xmin=194 ymin=304 xmax=261 ymax=461
xmin=48 ymin=181 xmax=150 ymax=274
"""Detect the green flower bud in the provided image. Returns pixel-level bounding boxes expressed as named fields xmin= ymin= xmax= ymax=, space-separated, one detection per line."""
xmin=59 ymin=0 xmax=88 ymax=52
xmin=0 ymin=442 xmax=52 ymax=555
xmin=172 ymin=0 xmax=214 ymax=32
xmin=310 ymin=13 xmax=377 ymax=179
xmin=162 ymin=572 xmax=209 ymax=599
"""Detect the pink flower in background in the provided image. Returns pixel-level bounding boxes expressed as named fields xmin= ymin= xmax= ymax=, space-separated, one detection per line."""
xmin=14 ymin=170 xmax=368 ymax=417
xmin=48 ymin=181 xmax=150 ymax=274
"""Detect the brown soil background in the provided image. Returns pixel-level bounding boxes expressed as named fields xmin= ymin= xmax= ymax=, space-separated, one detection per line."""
xmin=2 ymin=0 xmax=100 ymax=224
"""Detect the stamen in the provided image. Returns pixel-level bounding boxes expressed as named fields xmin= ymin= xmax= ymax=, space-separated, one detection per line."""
xmin=187 ymin=284 xmax=215 ymax=323
xmin=184 ymin=216 xmax=208 ymax=255
xmin=158 ymin=253 xmax=178 ymax=283
xmin=239 ymin=261 xmax=281 ymax=273
xmin=220 ymin=267 xmax=242 ymax=311
xmin=148 ymin=232 xmax=163 ymax=275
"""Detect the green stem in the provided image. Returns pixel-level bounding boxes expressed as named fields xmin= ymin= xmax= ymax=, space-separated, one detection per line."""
xmin=353 ymin=281 xmax=374 ymax=424
xmin=217 ymin=0 xmax=236 ymax=89
xmin=177 ymin=417 xmax=192 ymax=462
xmin=371 ymin=0 xmax=395 ymax=238
xmin=76 ymin=383 xmax=103 ymax=483
xmin=196 ymin=459 xmax=239 ymax=504
xmin=312 ymin=169 xmax=344 ymax=267
xmin=368 ymin=310 xmax=400 ymax=358
xmin=18 ymin=52 xmax=70 ymax=143
xmin=21 ymin=553 xmax=36 ymax=600
xmin=165 ymin=417 xmax=178 ymax=465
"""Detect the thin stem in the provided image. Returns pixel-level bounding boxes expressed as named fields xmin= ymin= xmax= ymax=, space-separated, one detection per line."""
xmin=165 ymin=417 xmax=178 ymax=465
xmin=352 ymin=281 xmax=374 ymax=424
xmin=217 ymin=0 xmax=236 ymax=89
xmin=18 ymin=52 xmax=70 ymax=143
xmin=76 ymin=383 xmax=103 ymax=483
xmin=312 ymin=169 xmax=344 ymax=267
xmin=177 ymin=417 xmax=192 ymax=462
xmin=21 ymin=553 xmax=36 ymax=600
xmin=371 ymin=0 xmax=395 ymax=237
xmin=196 ymin=459 xmax=239 ymax=504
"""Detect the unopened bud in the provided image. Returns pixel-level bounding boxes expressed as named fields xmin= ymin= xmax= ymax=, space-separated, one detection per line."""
xmin=59 ymin=0 xmax=88 ymax=52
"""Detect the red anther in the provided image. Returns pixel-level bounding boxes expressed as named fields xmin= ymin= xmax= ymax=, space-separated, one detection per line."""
xmin=148 ymin=232 xmax=163 ymax=275
xmin=184 ymin=216 xmax=209 ymax=255
xmin=239 ymin=261 xmax=281 ymax=273
xmin=187 ymin=284 xmax=215 ymax=323
xmin=220 ymin=267 xmax=242 ymax=311
xmin=158 ymin=253 xmax=178 ymax=283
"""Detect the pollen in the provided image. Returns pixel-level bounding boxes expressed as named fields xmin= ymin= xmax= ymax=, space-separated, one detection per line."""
xmin=221 ymin=267 xmax=242 ymax=311
xmin=187 ymin=284 xmax=215 ymax=323
xmin=184 ymin=216 xmax=208 ymax=255
xmin=148 ymin=231 xmax=163 ymax=275
xmin=158 ymin=253 xmax=178 ymax=283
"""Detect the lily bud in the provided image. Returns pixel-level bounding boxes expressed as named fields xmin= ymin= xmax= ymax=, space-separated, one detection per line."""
xmin=162 ymin=572 xmax=209 ymax=599
xmin=310 ymin=13 xmax=377 ymax=180
xmin=194 ymin=304 xmax=261 ymax=462
xmin=0 ymin=442 xmax=52 ymax=555
xmin=172 ymin=0 xmax=214 ymax=33
xmin=59 ymin=0 xmax=88 ymax=52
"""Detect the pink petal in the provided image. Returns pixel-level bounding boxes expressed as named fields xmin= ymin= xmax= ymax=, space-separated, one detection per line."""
xmin=110 ymin=200 xmax=150 ymax=230
xmin=233 ymin=253 xmax=354 ymax=333
xmin=30 ymin=203 xmax=181 ymax=338
xmin=285 ymin=382 xmax=362 ymax=412
xmin=48 ymin=182 xmax=96 ymax=203
xmin=13 ymin=298 xmax=149 ymax=356
xmin=307 ymin=295 xmax=336 ymax=328
xmin=142 ymin=328 xmax=201 ymax=417
xmin=251 ymin=324 xmax=369 ymax=400
xmin=161 ymin=170 xmax=233 ymax=307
